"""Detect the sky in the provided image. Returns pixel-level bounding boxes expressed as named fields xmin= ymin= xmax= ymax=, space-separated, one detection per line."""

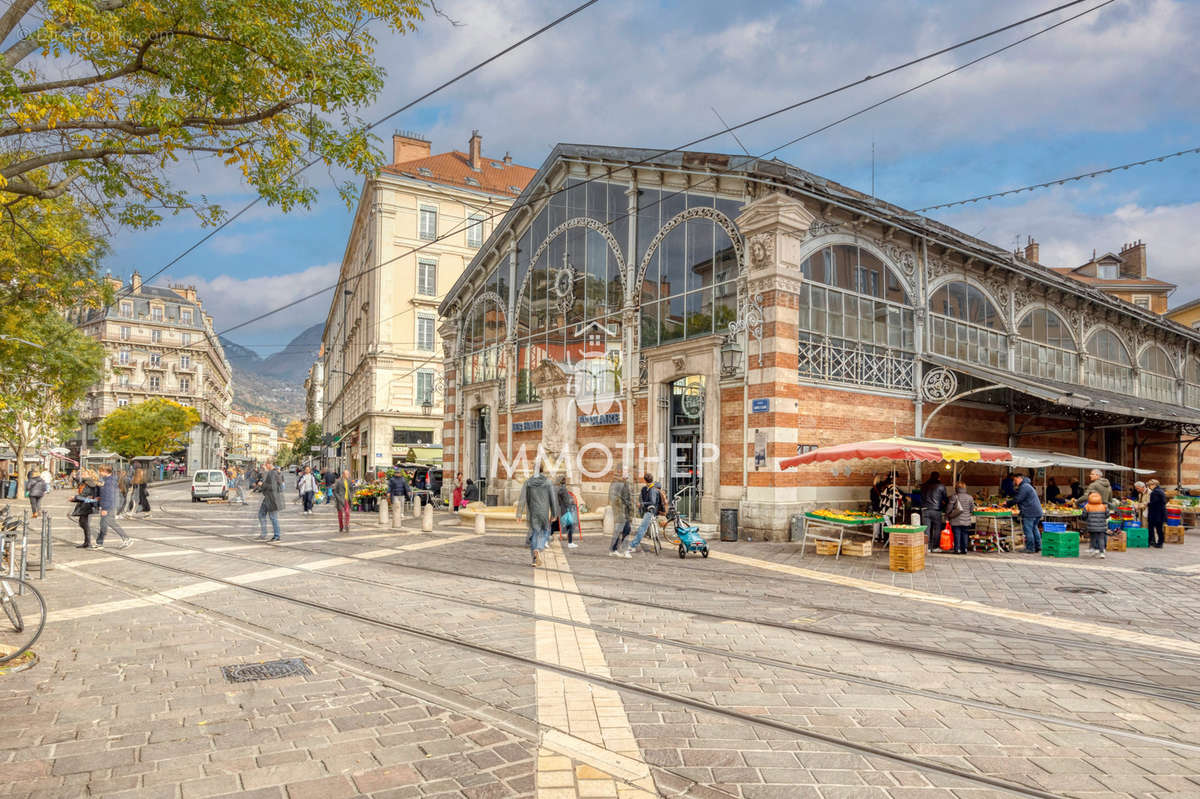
xmin=102 ymin=0 xmax=1200 ymax=354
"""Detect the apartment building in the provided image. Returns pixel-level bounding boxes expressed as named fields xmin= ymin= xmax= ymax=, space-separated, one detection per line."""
xmin=320 ymin=130 xmax=535 ymax=476
xmin=72 ymin=272 xmax=233 ymax=470
xmin=245 ymin=415 xmax=279 ymax=464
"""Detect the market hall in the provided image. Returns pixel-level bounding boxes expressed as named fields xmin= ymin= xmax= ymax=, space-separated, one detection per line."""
xmin=435 ymin=143 xmax=1200 ymax=541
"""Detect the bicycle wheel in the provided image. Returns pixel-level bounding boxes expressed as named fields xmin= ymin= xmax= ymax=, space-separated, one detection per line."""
xmin=661 ymin=524 xmax=681 ymax=546
xmin=651 ymin=526 xmax=661 ymax=556
xmin=0 ymin=577 xmax=45 ymax=664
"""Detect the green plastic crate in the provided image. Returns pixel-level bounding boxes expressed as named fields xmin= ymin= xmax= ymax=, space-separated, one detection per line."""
xmin=1126 ymin=527 xmax=1149 ymax=548
xmin=1042 ymin=530 xmax=1079 ymax=547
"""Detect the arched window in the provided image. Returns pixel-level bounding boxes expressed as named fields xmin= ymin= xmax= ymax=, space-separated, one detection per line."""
xmin=796 ymin=244 xmax=914 ymax=391
xmin=1016 ymin=308 xmax=1077 ymax=382
xmin=929 ymin=281 xmax=1005 ymax=368
xmin=1138 ymin=345 xmax=1177 ymax=403
xmin=461 ymin=290 xmax=507 ymax=386
xmin=1084 ymin=329 xmax=1133 ymax=394
xmin=1187 ymin=359 xmax=1200 ymax=409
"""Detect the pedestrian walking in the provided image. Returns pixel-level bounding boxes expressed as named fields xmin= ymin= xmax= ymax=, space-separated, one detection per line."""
xmin=919 ymin=472 xmax=948 ymax=553
xmin=69 ymin=471 xmax=100 ymax=548
xmin=131 ymin=467 xmax=151 ymax=518
xmin=1146 ymin=478 xmax=1167 ymax=548
xmin=256 ymin=462 xmax=284 ymax=541
xmin=452 ymin=472 xmax=464 ymax=511
xmin=1082 ymin=491 xmax=1109 ymax=557
xmin=95 ymin=465 xmax=132 ymax=549
xmin=387 ymin=469 xmax=411 ymax=518
xmin=554 ymin=476 xmax=579 ymax=548
xmin=945 ymin=481 xmax=975 ymax=554
xmin=627 ymin=474 xmax=666 ymax=557
xmin=1005 ymin=473 xmax=1044 ymax=553
xmin=298 ymin=466 xmax=317 ymax=515
xmin=234 ymin=468 xmax=248 ymax=504
xmin=332 ymin=469 xmax=353 ymax=533
xmin=608 ymin=471 xmax=633 ymax=556
xmin=517 ymin=467 xmax=558 ymax=566
xmin=26 ymin=470 xmax=47 ymax=518
xmin=116 ymin=467 xmax=130 ymax=519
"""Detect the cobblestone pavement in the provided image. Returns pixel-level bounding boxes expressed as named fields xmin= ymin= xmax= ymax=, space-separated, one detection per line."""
xmin=2 ymin=482 xmax=1199 ymax=798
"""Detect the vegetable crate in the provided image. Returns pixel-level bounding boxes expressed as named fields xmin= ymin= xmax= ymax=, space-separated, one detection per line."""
xmin=1165 ymin=527 xmax=1185 ymax=544
xmin=969 ymin=533 xmax=997 ymax=553
xmin=815 ymin=540 xmax=840 ymax=556
xmin=887 ymin=531 xmax=925 ymax=548
xmin=840 ymin=540 xmax=872 ymax=558
xmin=889 ymin=543 xmax=925 ymax=573
xmin=1126 ymin=527 xmax=1149 ymax=548
xmin=1106 ymin=531 xmax=1126 ymax=552
xmin=1041 ymin=530 xmax=1079 ymax=558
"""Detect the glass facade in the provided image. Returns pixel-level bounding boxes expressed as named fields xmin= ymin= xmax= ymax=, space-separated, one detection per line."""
xmin=1138 ymin=345 xmax=1177 ymax=403
xmin=929 ymin=281 xmax=1005 ymax=369
xmin=1085 ymin=328 xmax=1134 ymax=395
xmin=1016 ymin=308 xmax=1077 ymax=382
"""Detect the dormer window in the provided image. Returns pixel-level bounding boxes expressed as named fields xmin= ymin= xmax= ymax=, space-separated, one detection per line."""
xmin=181 ymin=309 xmax=192 ymax=324
xmin=1097 ymin=263 xmax=1118 ymax=280
xmin=120 ymin=301 xmax=133 ymax=317
xmin=417 ymin=167 xmax=432 ymax=177
xmin=491 ymin=161 xmax=503 ymax=169
xmin=464 ymin=176 xmax=480 ymax=187
xmin=508 ymin=185 xmax=521 ymax=193
xmin=151 ymin=306 xmax=163 ymax=321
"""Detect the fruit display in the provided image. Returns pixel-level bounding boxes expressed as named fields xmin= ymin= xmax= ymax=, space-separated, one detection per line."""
xmin=973 ymin=504 xmax=1013 ymax=517
xmin=1042 ymin=503 xmax=1082 ymax=516
xmin=805 ymin=508 xmax=886 ymax=525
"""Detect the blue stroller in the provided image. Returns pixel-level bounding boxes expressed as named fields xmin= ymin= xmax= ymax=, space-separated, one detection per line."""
xmin=666 ymin=507 xmax=709 ymax=558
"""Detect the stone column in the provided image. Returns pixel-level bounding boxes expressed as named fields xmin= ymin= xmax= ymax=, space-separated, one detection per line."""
xmin=531 ymin=359 xmax=577 ymax=484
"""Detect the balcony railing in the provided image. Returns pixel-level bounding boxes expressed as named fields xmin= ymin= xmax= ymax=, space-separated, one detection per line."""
xmin=798 ymin=333 xmax=915 ymax=393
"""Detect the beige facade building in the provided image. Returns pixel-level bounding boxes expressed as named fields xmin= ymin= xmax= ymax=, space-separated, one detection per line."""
xmin=227 ymin=410 xmax=251 ymax=462
xmin=72 ymin=272 xmax=233 ymax=469
xmin=320 ymin=131 xmax=534 ymax=476
xmin=1048 ymin=239 xmax=1175 ymax=313
xmin=245 ymin=415 xmax=279 ymax=464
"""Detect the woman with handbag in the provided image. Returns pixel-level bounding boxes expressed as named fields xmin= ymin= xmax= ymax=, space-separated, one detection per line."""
xmin=131 ymin=467 xmax=151 ymax=518
xmin=70 ymin=470 xmax=101 ymax=548
xmin=554 ymin=476 xmax=580 ymax=549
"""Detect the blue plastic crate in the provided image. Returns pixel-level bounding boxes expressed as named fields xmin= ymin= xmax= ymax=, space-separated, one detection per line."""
xmin=1043 ymin=521 xmax=1067 ymax=533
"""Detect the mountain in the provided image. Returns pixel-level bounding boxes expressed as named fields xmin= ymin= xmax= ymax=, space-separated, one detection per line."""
xmin=219 ymin=323 xmax=323 ymax=426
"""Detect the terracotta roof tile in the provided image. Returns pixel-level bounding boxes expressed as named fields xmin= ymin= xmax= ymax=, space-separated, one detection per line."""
xmin=1050 ymin=268 xmax=1175 ymax=289
xmin=382 ymin=150 xmax=535 ymax=198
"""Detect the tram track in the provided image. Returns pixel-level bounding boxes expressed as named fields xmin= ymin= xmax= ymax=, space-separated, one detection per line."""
xmin=64 ymin=522 xmax=1200 ymax=754
xmin=82 ymin=506 xmax=1200 ymax=710
xmin=48 ymin=531 xmax=1079 ymax=799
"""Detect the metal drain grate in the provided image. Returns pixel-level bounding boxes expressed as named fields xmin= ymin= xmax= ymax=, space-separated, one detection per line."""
xmin=1054 ymin=585 xmax=1108 ymax=595
xmin=221 ymin=658 xmax=311 ymax=683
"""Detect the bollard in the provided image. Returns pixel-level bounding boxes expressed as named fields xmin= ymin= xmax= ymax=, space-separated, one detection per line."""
xmin=422 ymin=501 xmax=434 ymax=532
xmin=391 ymin=498 xmax=403 ymax=529
xmin=378 ymin=496 xmax=389 ymax=527
xmin=601 ymin=505 xmax=614 ymax=539
xmin=412 ymin=499 xmax=421 ymax=520
xmin=474 ymin=510 xmax=486 ymax=535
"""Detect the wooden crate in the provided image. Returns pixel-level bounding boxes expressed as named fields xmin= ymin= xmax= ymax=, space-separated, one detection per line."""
xmin=815 ymin=540 xmax=840 ymax=556
xmin=1106 ymin=531 xmax=1126 ymax=552
xmin=888 ymin=531 xmax=925 ymax=548
xmin=1165 ymin=527 xmax=1185 ymax=544
xmin=841 ymin=540 xmax=872 ymax=557
xmin=889 ymin=544 xmax=925 ymax=573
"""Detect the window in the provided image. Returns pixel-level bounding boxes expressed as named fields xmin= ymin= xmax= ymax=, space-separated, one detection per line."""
xmin=416 ymin=370 xmax=434 ymax=405
xmin=1132 ymin=295 xmax=1151 ymax=309
xmin=418 ymin=206 xmax=437 ymax=240
xmin=181 ymin=332 xmax=191 ymax=346
xmin=1138 ymin=345 xmax=1176 ymax=403
xmin=181 ymin=309 xmax=192 ymax=324
xmin=1085 ymin=328 xmax=1134 ymax=394
xmin=149 ymin=353 xmax=162 ymax=367
xmin=180 ymin=377 xmax=191 ymax=392
xmin=118 ymin=349 xmax=130 ymax=365
xmin=151 ymin=329 xmax=162 ymax=343
xmin=120 ymin=301 xmax=133 ymax=317
xmin=149 ymin=375 xmax=160 ymax=390
xmin=393 ymin=428 xmax=433 ymax=445
xmin=417 ymin=167 xmax=432 ymax=177
xmin=464 ymin=176 xmax=480 ymax=187
xmin=1097 ymin=263 xmax=1118 ymax=280
xmin=929 ymin=281 xmax=1006 ymax=369
xmin=118 ymin=398 xmax=129 ymax=408
xmin=1016 ymin=309 xmax=1077 ymax=382
xmin=118 ymin=374 xmax=130 ymax=387
xmin=466 ymin=213 xmax=485 ymax=247
xmin=417 ymin=315 xmax=435 ymax=351
xmin=417 ymin=259 xmax=437 ymax=296
xmin=180 ymin=355 xmax=191 ymax=369
xmin=120 ymin=326 xmax=130 ymax=340
xmin=151 ymin=306 xmax=163 ymax=321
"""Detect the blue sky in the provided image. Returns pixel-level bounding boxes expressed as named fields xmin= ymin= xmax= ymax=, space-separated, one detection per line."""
xmin=103 ymin=0 xmax=1200 ymax=353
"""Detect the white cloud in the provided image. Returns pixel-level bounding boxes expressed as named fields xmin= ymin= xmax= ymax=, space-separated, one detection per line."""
xmin=170 ymin=262 xmax=339 ymax=338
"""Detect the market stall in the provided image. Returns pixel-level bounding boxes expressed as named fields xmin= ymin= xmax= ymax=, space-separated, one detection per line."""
xmin=802 ymin=509 xmax=887 ymax=560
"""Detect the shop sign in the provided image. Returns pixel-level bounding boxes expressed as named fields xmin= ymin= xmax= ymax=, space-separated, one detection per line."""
xmin=751 ymin=398 xmax=770 ymax=413
xmin=578 ymin=412 xmax=621 ymax=427
xmin=513 ymin=420 xmax=543 ymax=433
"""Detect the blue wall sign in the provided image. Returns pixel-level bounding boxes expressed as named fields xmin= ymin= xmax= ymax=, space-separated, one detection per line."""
xmin=751 ymin=398 xmax=770 ymax=413
xmin=512 ymin=420 xmax=543 ymax=433
xmin=578 ymin=412 xmax=622 ymax=427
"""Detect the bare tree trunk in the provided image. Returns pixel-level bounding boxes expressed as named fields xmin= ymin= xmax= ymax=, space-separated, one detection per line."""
xmin=14 ymin=440 xmax=25 ymax=500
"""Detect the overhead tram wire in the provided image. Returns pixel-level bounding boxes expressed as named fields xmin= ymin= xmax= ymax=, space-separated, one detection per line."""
xmin=111 ymin=0 xmax=605 ymax=302
xmin=200 ymin=0 xmax=1100 ymax=344
xmin=915 ymin=145 xmax=1200 ymax=211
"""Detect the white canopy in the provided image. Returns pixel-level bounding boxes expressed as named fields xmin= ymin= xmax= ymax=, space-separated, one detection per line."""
xmin=999 ymin=447 xmax=1154 ymax=475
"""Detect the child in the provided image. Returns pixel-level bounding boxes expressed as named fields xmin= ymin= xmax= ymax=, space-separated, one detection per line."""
xmin=1082 ymin=490 xmax=1109 ymax=558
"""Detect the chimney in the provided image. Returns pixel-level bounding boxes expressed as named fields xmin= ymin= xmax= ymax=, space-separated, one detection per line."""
xmin=1120 ymin=239 xmax=1147 ymax=279
xmin=105 ymin=274 xmax=122 ymax=292
xmin=391 ymin=130 xmax=431 ymax=165
xmin=503 ymin=151 xmax=513 ymax=165
xmin=1024 ymin=236 xmax=1039 ymax=264
xmin=468 ymin=130 xmax=482 ymax=171
xmin=131 ymin=270 xmax=142 ymax=293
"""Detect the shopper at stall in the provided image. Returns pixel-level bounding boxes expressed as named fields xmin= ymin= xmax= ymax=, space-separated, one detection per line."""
xmin=1005 ymin=473 xmax=1044 ymax=553
xmin=1146 ymin=478 xmax=1167 ymax=548
xmin=999 ymin=472 xmax=1016 ymax=499
xmin=1082 ymin=469 xmax=1113 ymax=507
xmin=1069 ymin=478 xmax=1084 ymax=500
xmin=1082 ymin=491 xmax=1109 ymax=557
xmin=945 ymin=481 xmax=975 ymax=554
xmin=1045 ymin=476 xmax=1061 ymax=504
xmin=920 ymin=472 xmax=948 ymax=553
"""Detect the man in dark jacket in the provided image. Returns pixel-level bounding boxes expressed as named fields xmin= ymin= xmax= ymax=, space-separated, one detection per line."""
xmin=920 ymin=472 xmax=948 ymax=552
xmin=516 ymin=467 xmax=559 ymax=566
xmin=1005 ymin=473 xmax=1044 ymax=553
xmin=26 ymin=471 xmax=47 ymax=518
xmin=1146 ymin=478 xmax=1168 ymax=547
xmin=628 ymin=474 xmax=666 ymax=556
xmin=463 ymin=479 xmax=480 ymax=503
xmin=387 ymin=470 xmax=410 ymax=518
xmin=95 ymin=465 xmax=132 ymax=548
xmin=256 ymin=462 xmax=284 ymax=541
xmin=331 ymin=469 xmax=353 ymax=533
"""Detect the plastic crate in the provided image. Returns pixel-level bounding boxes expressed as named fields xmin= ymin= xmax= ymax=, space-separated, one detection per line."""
xmin=1126 ymin=527 xmax=1149 ymax=548
xmin=1043 ymin=521 xmax=1067 ymax=533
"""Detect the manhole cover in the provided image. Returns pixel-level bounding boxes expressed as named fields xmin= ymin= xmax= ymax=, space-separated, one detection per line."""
xmin=1054 ymin=586 xmax=1108 ymax=595
xmin=221 ymin=658 xmax=311 ymax=683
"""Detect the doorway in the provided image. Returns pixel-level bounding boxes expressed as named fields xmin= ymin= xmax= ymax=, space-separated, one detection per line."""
xmin=472 ymin=406 xmax=490 ymax=500
xmin=667 ymin=376 xmax=704 ymax=517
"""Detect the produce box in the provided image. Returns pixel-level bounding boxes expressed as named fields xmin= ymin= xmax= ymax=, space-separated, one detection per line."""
xmin=805 ymin=510 xmax=886 ymax=526
xmin=973 ymin=510 xmax=1013 ymax=518
xmin=969 ymin=533 xmax=997 ymax=553
xmin=1041 ymin=530 xmax=1079 ymax=558
xmin=815 ymin=540 xmax=840 ymax=556
xmin=1165 ymin=527 xmax=1185 ymax=544
xmin=888 ymin=531 xmax=926 ymax=548
xmin=840 ymin=540 xmax=872 ymax=558
xmin=889 ymin=543 xmax=925 ymax=573
xmin=1126 ymin=527 xmax=1149 ymax=548
xmin=883 ymin=524 xmax=926 ymax=534
xmin=1106 ymin=531 xmax=1126 ymax=552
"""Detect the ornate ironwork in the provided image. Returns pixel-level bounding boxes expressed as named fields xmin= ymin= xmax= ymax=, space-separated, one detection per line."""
xmin=517 ymin=216 xmax=628 ymax=308
xmin=552 ymin=250 xmax=577 ymax=317
xmin=797 ymin=334 xmax=914 ymax=392
xmin=921 ymin=367 xmax=958 ymax=402
xmin=729 ymin=292 xmax=764 ymax=367
xmin=637 ymin=206 xmax=745 ymax=288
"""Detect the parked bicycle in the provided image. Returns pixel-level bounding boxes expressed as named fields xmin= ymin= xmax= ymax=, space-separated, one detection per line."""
xmin=0 ymin=575 xmax=46 ymax=663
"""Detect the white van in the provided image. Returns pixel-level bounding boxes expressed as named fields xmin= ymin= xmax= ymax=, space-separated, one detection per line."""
xmin=191 ymin=470 xmax=228 ymax=502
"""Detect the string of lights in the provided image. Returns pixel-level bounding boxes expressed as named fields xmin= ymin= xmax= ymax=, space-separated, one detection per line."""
xmin=915 ymin=145 xmax=1200 ymax=212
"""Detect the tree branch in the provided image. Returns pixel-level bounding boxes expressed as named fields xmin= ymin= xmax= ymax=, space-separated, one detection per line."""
xmin=0 ymin=171 xmax=85 ymax=200
xmin=0 ymin=97 xmax=302 ymax=140
xmin=0 ymin=0 xmax=37 ymax=43
xmin=0 ymin=146 xmax=153 ymax=181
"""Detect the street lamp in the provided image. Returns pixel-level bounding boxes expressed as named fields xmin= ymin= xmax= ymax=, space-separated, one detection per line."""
xmin=720 ymin=334 xmax=744 ymax=378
